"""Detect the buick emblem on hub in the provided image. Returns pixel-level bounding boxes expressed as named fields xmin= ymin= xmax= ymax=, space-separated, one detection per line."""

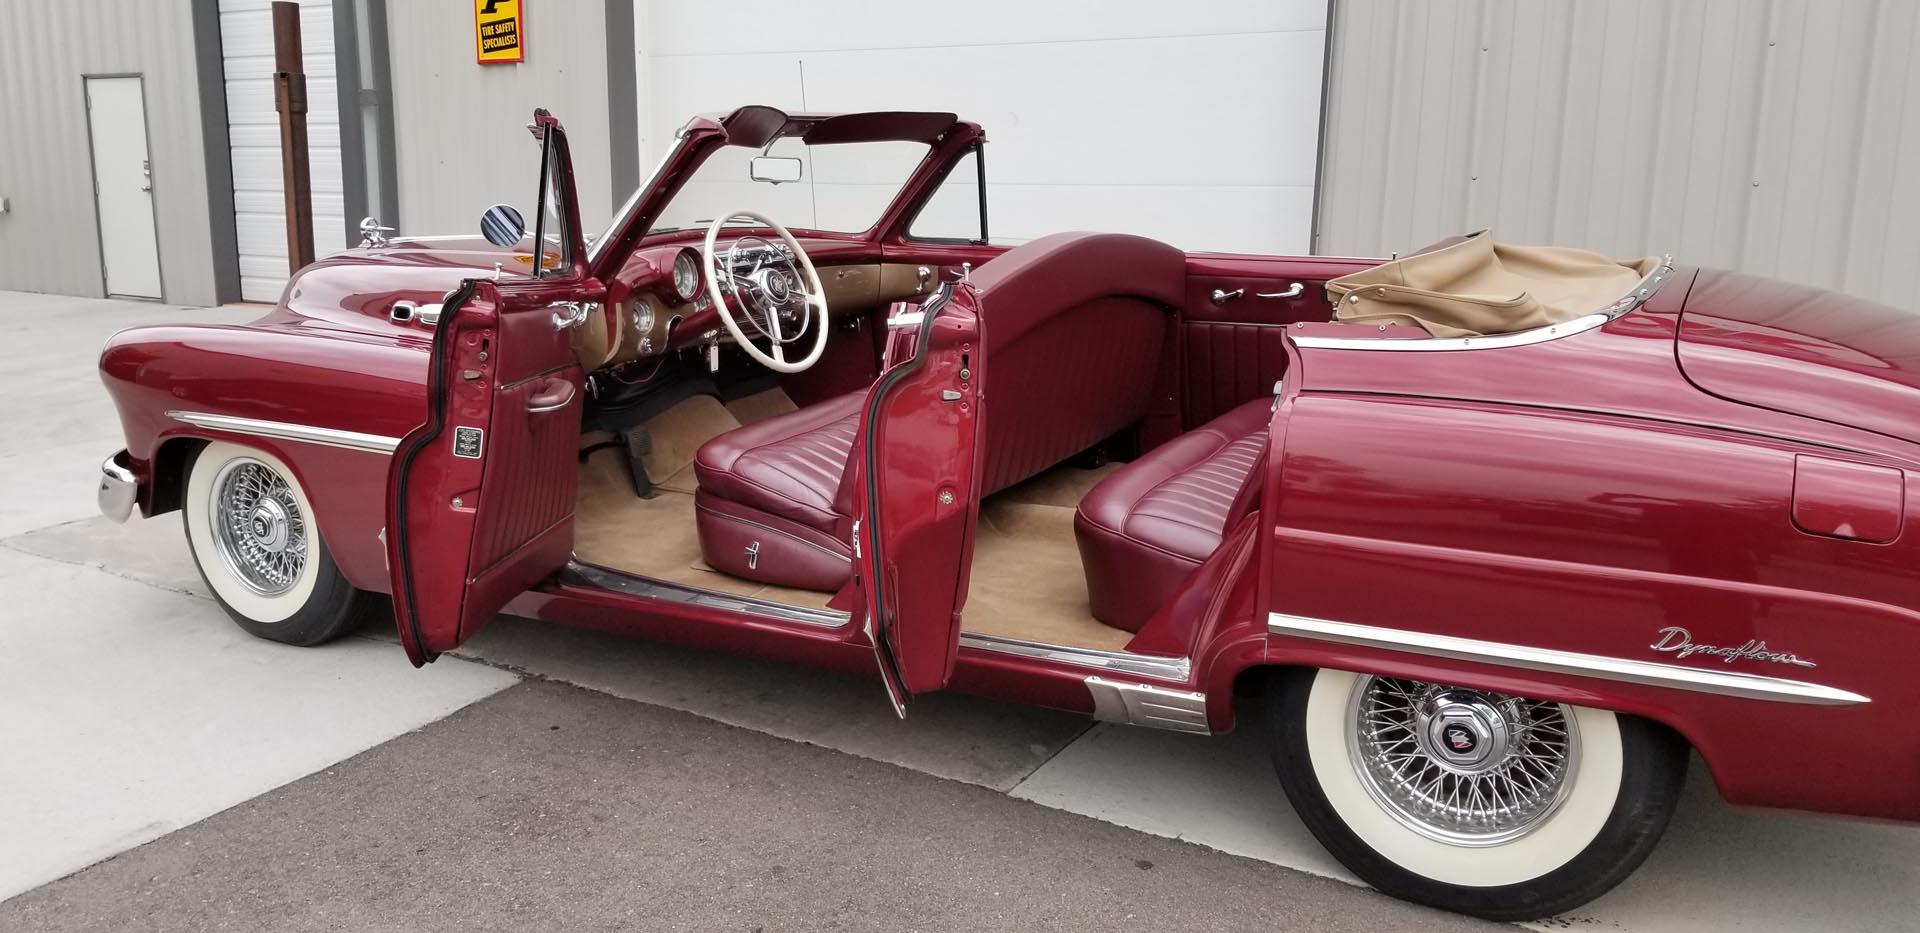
xmin=1650 ymin=626 xmax=1817 ymax=668
xmin=1444 ymin=726 xmax=1476 ymax=752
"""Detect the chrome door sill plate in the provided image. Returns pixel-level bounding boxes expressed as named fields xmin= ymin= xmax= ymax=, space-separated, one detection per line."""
xmin=957 ymin=631 xmax=1190 ymax=682
xmin=564 ymin=560 xmax=850 ymax=629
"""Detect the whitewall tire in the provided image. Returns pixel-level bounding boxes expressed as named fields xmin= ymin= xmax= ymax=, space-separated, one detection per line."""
xmin=1270 ymin=667 xmax=1686 ymax=920
xmin=182 ymin=441 xmax=379 ymax=646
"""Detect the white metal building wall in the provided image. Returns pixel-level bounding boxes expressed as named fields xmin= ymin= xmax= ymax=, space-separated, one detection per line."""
xmin=1315 ymin=0 xmax=1920 ymax=311
xmin=220 ymin=0 xmax=347 ymax=302
xmin=0 ymin=2 xmax=221 ymax=305
xmin=383 ymin=1 xmax=614 ymax=239
xmin=632 ymin=0 xmax=1331 ymax=255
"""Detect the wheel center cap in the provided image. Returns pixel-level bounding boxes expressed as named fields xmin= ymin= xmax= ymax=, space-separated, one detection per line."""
xmin=1416 ymin=691 xmax=1511 ymax=773
xmin=248 ymin=498 xmax=291 ymax=553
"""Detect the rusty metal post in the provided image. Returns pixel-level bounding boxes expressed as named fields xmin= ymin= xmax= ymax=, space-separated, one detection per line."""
xmin=272 ymin=1 xmax=316 ymax=271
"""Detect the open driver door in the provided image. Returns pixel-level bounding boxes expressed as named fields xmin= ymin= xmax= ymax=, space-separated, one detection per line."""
xmin=386 ymin=110 xmax=596 ymax=665
xmin=849 ymin=281 xmax=986 ymax=714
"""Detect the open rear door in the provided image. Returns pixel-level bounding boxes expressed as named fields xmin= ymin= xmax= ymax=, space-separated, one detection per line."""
xmin=850 ymin=282 xmax=985 ymax=713
xmin=386 ymin=111 xmax=595 ymax=665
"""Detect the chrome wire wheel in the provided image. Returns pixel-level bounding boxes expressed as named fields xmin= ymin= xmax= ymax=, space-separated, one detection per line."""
xmin=1347 ymin=675 xmax=1578 ymax=847
xmin=206 ymin=457 xmax=309 ymax=598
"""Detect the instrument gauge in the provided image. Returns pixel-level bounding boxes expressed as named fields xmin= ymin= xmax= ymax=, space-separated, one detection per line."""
xmin=673 ymin=248 xmax=701 ymax=302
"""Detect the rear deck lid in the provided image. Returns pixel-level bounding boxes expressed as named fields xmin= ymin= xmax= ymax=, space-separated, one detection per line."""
xmin=1676 ymin=268 xmax=1920 ymax=443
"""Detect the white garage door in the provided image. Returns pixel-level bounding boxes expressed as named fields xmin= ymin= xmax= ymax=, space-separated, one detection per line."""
xmin=633 ymin=0 xmax=1329 ymax=255
xmin=220 ymin=0 xmax=346 ymax=303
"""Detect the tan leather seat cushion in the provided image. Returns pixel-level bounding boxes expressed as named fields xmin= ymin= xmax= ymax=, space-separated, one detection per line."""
xmin=1328 ymin=230 xmax=1659 ymax=338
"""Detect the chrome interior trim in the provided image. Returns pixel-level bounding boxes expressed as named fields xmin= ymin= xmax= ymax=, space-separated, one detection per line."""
xmin=166 ymin=411 xmax=402 ymax=454
xmin=1268 ymin=612 xmax=1871 ymax=706
xmin=1085 ymin=676 xmax=1210 ymax=734
xmin=958 ymin=632 xmax=1191 ymax=682
xmin=563 ymin=560 xmax=851 ymax=629
xmin=1292 ymin=254 xmax=1676 ymax=352
xmin=97 ymin=452 xmax=137 ymax=523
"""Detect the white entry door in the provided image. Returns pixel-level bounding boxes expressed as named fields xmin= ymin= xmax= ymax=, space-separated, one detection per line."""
xmin=85 ymin=76 xmax=164 ymax=300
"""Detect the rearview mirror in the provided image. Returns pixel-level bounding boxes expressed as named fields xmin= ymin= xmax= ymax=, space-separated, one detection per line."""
xmin=479 ymin=203 xmax=526 ymax=247
xmin=749 ymin=156 xmax=803 ymax=185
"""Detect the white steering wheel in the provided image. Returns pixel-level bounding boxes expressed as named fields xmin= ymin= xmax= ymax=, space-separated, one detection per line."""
xmin=702 ymin=210 xmax=830 ymax=373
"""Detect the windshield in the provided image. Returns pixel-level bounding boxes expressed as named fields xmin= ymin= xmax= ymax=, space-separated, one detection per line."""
xmin=649 ymin=137 xmax=930 ymax=236
xmin=529 ymin=126 xmax=574 ymax=276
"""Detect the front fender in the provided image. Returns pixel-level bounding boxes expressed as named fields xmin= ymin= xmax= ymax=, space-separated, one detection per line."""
xmin=100 ymin=322 xmax=432 ymax=592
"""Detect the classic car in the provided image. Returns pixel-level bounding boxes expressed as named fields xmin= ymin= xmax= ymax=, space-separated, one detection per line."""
xmin=95 ymin=106 xmax=1920 ymax=920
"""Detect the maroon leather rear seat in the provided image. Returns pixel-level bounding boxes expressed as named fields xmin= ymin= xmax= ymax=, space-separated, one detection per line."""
xmin=1075 ymin=398 xmax=1270 ymax=633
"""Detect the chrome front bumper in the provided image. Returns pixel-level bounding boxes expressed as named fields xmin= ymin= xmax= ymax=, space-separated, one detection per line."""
xmin=98 ymin=451 xmax=137 ymax=523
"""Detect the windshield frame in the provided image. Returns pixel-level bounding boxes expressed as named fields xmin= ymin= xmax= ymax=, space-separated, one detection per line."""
xmin=585 ymin=108 xmax=984 ymax=284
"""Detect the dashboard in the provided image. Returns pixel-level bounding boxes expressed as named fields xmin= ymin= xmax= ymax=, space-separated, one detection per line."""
xmin=572 ymin=234 xmax=945 ymax=371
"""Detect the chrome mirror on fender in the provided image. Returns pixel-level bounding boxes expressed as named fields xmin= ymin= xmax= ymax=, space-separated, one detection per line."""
xmin=480 ymin=203 xmax=527 ymax=247
xmin=749 ymin=156 xmax=803 ymax=185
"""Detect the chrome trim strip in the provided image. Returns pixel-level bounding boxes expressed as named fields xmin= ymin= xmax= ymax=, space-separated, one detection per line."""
xmin=563 ymin=560 xmax=852 ymax=629
xmin=958 ymin=632 xmax=1191 ymax=682
xmin=1085 ymin=676 xmax=1211 ymax=734
xmin=98 ymin=452 xmax=137 ymax=523
xmin=1267 ymin=612 xmax=1871 ymax=707
xmin=166 ymin=411 xmax=401 ymax=454
xmin=1292 ymin=254 xmax=1675 ymax=352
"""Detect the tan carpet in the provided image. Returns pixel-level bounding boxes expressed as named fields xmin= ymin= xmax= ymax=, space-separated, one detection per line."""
xmin=961 ymin=464 xmax=1133 ymax=652
xmin=725 ymin=388 xmax=800 ymax=426
xmin=574 ymin=405 xmax=1135 ymax=652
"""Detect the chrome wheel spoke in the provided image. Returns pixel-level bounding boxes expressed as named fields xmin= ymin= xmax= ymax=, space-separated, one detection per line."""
xmin=208 ymin=458 xmax=308 ymax=598
xmin=1347 ymin=675 xmax=1579 ymax=846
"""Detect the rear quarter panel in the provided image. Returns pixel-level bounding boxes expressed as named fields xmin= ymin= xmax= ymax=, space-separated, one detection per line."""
xmin=1262 ymin=389 xmax=1920 ymax=821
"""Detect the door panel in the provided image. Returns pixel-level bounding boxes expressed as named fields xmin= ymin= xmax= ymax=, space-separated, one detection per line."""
xmin=84 ymin=76 xmax=163 ymax=299
xmin=387 ymin=111 xmax=592 ymax=666
xmin=386 ymin=280 xmax=586 ymax=664
xmin=851 ymin=284 xmax=984 ymax=711
xmin=1178 ymin=253 xmax=1375 ymax=427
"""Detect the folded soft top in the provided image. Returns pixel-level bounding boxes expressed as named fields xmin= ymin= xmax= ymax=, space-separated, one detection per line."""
xmin=1327 ymin=230 xmax=1659 ymax=338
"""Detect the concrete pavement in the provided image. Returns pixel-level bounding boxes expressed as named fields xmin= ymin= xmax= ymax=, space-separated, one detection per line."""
xmin=0 ymin=680 xmax=1497 ymax=933
xmin=4 ymin=291 xmax=1918 ymax=930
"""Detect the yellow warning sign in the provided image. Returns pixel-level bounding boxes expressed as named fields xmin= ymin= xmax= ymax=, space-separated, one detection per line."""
xmin=474 ymin=0 xmax=524 ymax=65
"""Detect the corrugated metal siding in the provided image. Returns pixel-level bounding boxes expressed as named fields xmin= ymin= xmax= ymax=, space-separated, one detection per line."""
xmin=0 ymin=1 xmax=220 ymax=305
xmin=220 ymin=0 xmax=346 ymax=303
xmin=385 ymin=1 xmax=613 ymax=238
xmin=1317 ymin=0 xmax=1920 ymax=311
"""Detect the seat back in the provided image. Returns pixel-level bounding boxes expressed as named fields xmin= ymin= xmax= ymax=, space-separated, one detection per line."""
xmin=968 ymin=232 xmax=1187 ymax=493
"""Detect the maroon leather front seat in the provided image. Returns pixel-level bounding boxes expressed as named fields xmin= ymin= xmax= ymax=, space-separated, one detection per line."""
xmin=1075 ymin=397 xmax=1270 ymax=632
xmin=695 ymin=231 xmax=1187 ymax=590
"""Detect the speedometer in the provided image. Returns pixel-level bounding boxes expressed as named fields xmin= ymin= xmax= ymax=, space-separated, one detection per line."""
xmin=672 ymin=248 xmax=701 ymax=302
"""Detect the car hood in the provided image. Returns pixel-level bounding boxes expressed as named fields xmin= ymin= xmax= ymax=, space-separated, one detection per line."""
xmin=1676 ymin=268 xmax=1920 ymax=444
xmin=257 ymin=236 xmax=543 ymax=339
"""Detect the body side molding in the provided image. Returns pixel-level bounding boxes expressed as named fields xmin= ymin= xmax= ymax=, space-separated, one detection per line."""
xmin=1267 ymin=612 xmax=1870 ymax=706
xmin=167 ymin=411 xmax=402 ymax=454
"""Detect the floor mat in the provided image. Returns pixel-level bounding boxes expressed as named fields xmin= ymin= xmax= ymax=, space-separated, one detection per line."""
xmin=725 ymin=388 xmax=799 ymax=426
xmin=638 ymin=395 xmax=743 ymax=493
xmin=963 ymin=493 xmax=1134 ymax=653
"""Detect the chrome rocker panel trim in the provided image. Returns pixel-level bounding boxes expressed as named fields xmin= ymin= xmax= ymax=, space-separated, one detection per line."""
xmin=166 ymin=411 xmax=402 ymax=455
xmin=1268 ymin=612 xmax=1870 ymax=707
xmin=1084 ymin=676 xmax=1210 ymax=734
xmin=98 ymin=452 xmax=137 ymax=523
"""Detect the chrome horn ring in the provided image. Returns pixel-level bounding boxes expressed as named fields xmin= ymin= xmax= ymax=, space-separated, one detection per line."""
xmin=721 ymin=235 xmax=812 ymax=345
xmin=1347 ymin=675 xmax=1579 ymax=846
xmin=207 ymin=457 xmax=309 ymax=597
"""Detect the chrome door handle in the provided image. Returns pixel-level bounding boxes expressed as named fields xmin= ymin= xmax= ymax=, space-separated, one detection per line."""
xmin=1257 ymin=283 xmax=1305 ymax=299
xmin=551 ymin=301 xmax=593 ymax=330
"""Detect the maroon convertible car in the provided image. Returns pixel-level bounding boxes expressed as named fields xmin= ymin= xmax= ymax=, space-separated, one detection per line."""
xmin=97 ymin=107 xmax=1920 ymax=919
